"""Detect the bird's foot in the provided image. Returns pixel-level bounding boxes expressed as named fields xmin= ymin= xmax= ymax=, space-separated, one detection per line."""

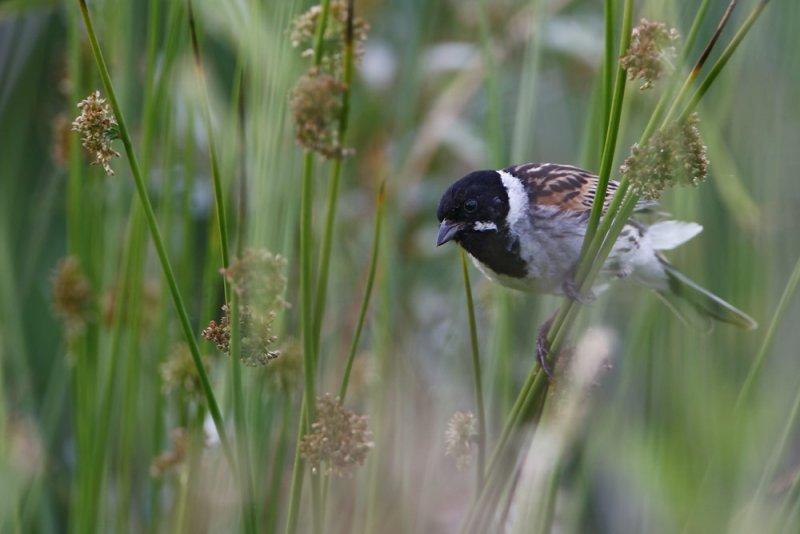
xmin=562 ymin=268 xmax=595 ymax=304
xmin=536 ymin=315 xmax=556 ymax=379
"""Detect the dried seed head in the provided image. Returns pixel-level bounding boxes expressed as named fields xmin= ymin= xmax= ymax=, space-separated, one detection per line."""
xmin=205 ymin=248 xmax=289 ymax=366
xmin=289 ymin=2 xmax=369 ymax=76
xmin=222 ymin=248 xmax=288 ymax=312
xmin=621 ymin=113 xmax=708 ymax=200
xmin=620 ymin=19 xmax=680 ymax=90
xmin=300 ymin=394 xmax=373 ymax=478
xmin=238 ymin=306 xmax=281 ymax=366
xmin=51 ymin=256 xmax=92 ymax=330
xmin=288 ymin=2 xmax=369 ymax=159
xmin=444 ymin=411 xmax=478 ymax=471
xmin=289 ymin=70 xmax=352 ymax=159
xmin=201 ymin=304 xmax=281 ymax=367
xmin=71 ymin=90 xmax=120 ymax=175
xmin=202 ymin=304 xmax=232 ymax=354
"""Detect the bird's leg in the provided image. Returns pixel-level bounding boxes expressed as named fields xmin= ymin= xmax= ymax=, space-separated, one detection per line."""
xmin=536 ymin=314 xmax=556 ymax=378
xmin=562 ymin=264 xmax=595 ymax=304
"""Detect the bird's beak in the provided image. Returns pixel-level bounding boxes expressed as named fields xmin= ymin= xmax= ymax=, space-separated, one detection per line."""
xmin=436 ymin=219 xmax=463 ymax=246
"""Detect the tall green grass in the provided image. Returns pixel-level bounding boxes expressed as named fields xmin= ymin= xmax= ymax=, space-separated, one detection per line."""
xmin=1 ymin=0 xmax=799 ymax=532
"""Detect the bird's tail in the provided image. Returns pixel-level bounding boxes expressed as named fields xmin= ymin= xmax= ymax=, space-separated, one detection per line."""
xmin=656 ymin=260 xmax=757 ymax=331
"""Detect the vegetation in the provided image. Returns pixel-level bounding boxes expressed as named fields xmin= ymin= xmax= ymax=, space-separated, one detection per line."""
xmin=1 ymin=0 xmax=798 ymax=532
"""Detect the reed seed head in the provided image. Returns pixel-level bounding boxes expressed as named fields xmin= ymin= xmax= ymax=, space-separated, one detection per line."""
xmin=202 ymin=304 xmax=281 ymax=367
xmin=621 ymin=113 xmax=708 ymax=200
xmin=300 ymin=394 xmax=373 ymax=478
xmin=289 ymin=2 xmax=369 ymax=77
xmin=202 ymin=304 xmax=232 ymax=354
xmin=71 ymin=90 xmax=120 ymax=175
xmin=204 ymin=248 xmax=288 ymax=366
xmin=621 ymin=19 xmax=680 ymax=90
xmin=288 ymin=2 xmax=369 ymax=159
xmin=289 ymin=70 xmax=352 ymax=159
xmin=222 ymin=248 xmax=288 ymax=312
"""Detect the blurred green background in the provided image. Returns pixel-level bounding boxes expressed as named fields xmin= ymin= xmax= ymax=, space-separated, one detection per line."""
xmin=1 ymin=0 xmax=799 ymax=532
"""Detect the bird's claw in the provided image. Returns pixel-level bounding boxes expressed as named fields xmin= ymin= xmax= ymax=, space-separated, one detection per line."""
xmin=536 ymin=316 xmax=555 ymax=379
xmin=562 ymin=269 xmax=595 ymax=304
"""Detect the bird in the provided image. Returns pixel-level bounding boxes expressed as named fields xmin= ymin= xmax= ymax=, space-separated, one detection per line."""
xmin=436 ymin=162 xmax=757 ymax=373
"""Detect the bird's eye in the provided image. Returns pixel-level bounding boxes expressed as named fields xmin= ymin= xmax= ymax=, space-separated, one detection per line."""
xmin=464 ymin=199 xmax=478 ymax=213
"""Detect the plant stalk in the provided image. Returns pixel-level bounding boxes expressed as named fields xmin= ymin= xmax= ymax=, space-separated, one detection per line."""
xmin=77 ymin=0 xmax=234 ymax=468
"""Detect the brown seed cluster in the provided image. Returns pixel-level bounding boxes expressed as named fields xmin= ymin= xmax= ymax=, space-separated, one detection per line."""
xmin=300 ymin=394 xmax=373 ymax=478
xmin=202 ymin=304 xmax=281 ymax=367
xmin=289 ymin=2 xmax=369 ymax=77
xmin=444 ymin=411 xmax=478 ymax=471
xmin=202 ymin=305 xmax=233 ymax=354
xmin=288 ymin=2 xmax=369 ymax=159
xmin=238 ymin=306 xmax=281 ymax=366
xmin=71 ymin=90 xmax=120 ymax=175
xmin=204 ymin=249 xmax=289 ymax=367
xmin=621 ymin=113 xmax=708 ymax=200
xmin=51 ymin=256 xmax=92 ymax=330
xmin=222 ymin=248 xmax=288 ymax=312
xmin=620 ymin=19 xmax=680 ymax=90
xmin=289 ymin=71 xmax=351 ymax=159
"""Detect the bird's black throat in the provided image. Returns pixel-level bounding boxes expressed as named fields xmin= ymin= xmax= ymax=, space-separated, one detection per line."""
xmin=457 ymin=226 xmax=528 ymax=278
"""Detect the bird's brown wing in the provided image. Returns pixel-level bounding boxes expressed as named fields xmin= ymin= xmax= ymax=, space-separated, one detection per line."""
xmin=504 ymin=162 xmax=651 ymax=214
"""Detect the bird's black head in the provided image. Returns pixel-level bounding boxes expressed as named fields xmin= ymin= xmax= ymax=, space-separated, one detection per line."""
xmin=436 ymin=170 xmax=509 ymax=246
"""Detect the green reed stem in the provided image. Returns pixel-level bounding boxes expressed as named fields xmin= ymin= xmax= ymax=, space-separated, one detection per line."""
xmin=312 ymin=164 xmax=341 ymax=350
xmin=601 ymin=0 xmax=615 ymax=142
xmin=679 ymin=0 xmax=770 ymax=124
xmin=736 ymin=253 xmax=800 ymax=410
xmin=186 ymin=4 xmax=254 ymax=526
xmin=464 ymin=0 xmax=772 ymax=528
xmin=533 ymin=463 xmax=561 ymax=534
xmin=580 ymin=0 xmax=633 ymax=257
xmin=556 ymin=0 xmax=764 ymax=356
xmin=639 ymin=0 xmax=712 ymax=147
xmin=681 ymin=0 xmax=712 ymax=65
xmin=186 ymin=0 xmax=231 ymax=298
xmin=665 ymin=0 xmax=738 ymax=127
xmin=460 ymin=249 xmax=486 ymax=489
xmin=461 ymin=365 xmax=549 ymax=533
xmin=229 ymin=292 xmax=257 ymax=534
xmin=477 ymin=0 xmax=504 ymax=164
xmin=465 ymin=0 xmax=625 ymax=509
xmin=286 ymin=1 xmax=335 ymax=532
xmin=77 ymin=0 xmax=233 ymax=469
xmin=546 ymin=0 xmax=635 ymax=367
xmin=339 ymin=182 xmax=384 ymax=403
xmin=295 ymin=151 xmax=324 ymax=534
xmin=285 ymin=398 xmax=308 ymax=534
xmin=313 ymin=0 xmax=355 ymax=355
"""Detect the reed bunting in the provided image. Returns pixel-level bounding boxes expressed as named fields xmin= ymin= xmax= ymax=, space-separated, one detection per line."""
xmin=436 ymin=162 xmax=756 ymax=373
